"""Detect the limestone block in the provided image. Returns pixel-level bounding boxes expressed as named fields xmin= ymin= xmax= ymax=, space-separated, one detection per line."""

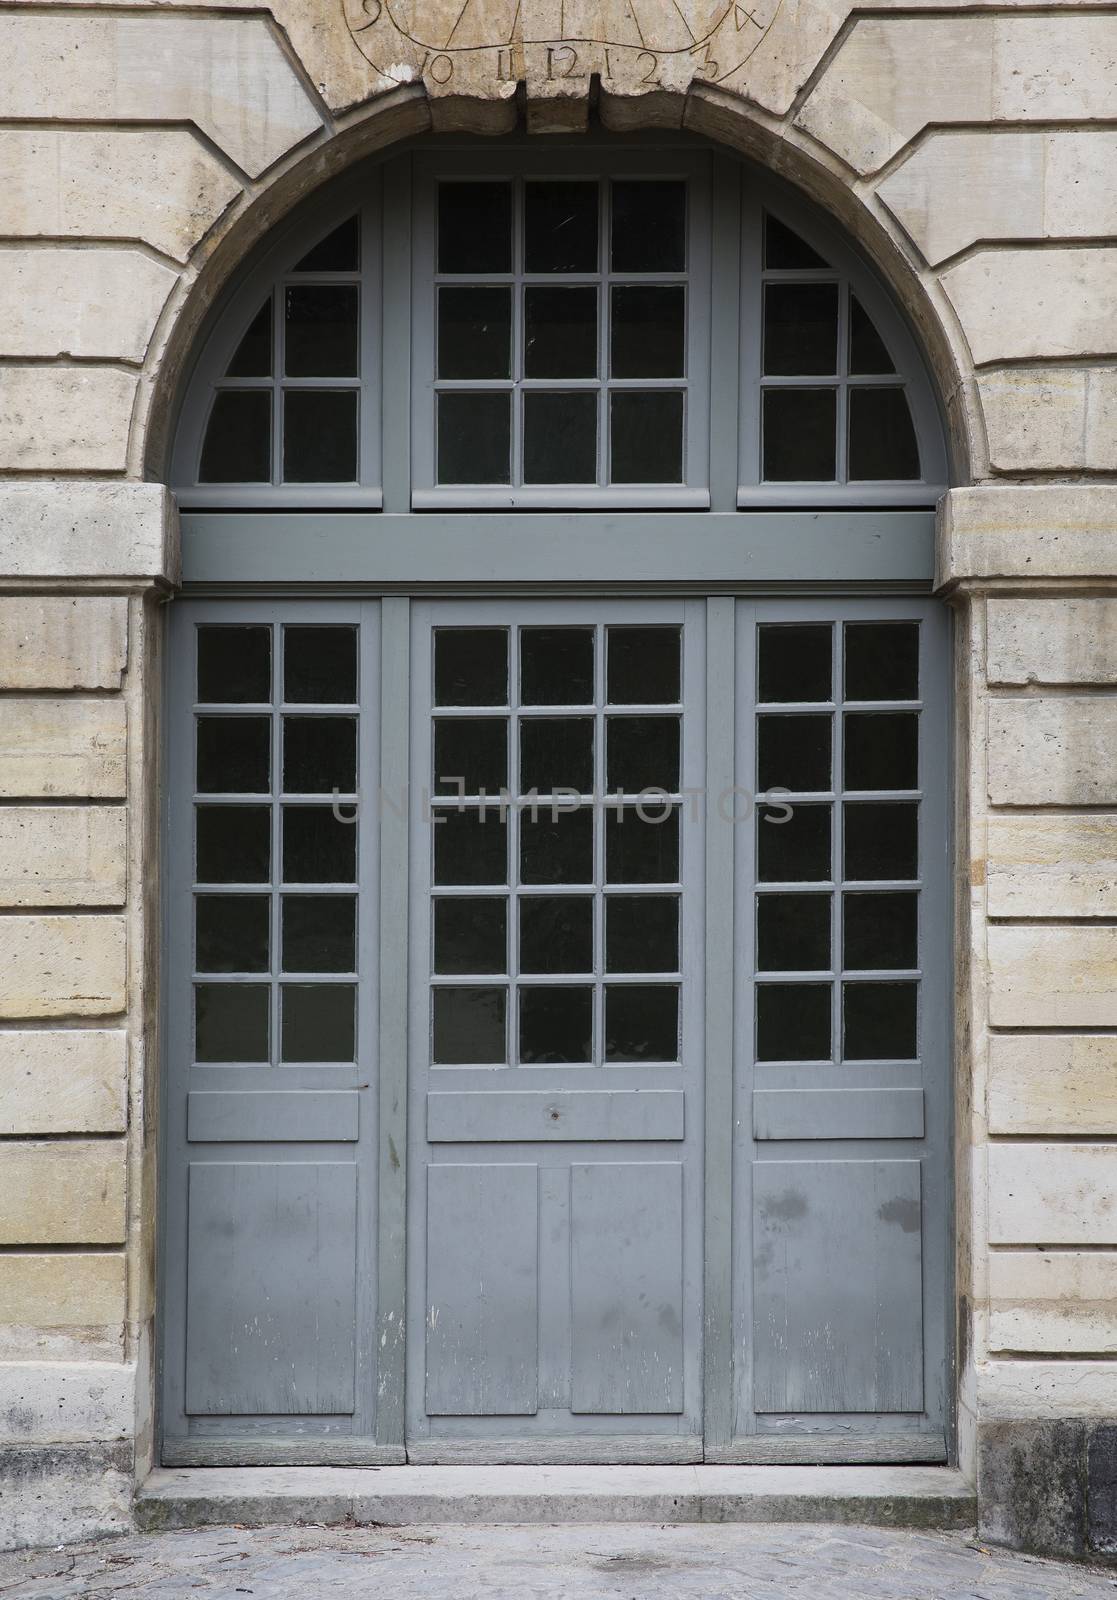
xmin=989 ymin=1035 xmax=1117 ymax=1137
xmin=0 ymin=808 xmax=127 ymax=909
xmin=977 ymin=1357 xmax=1117 ymax=1420
xmin=0 ymin=368 xmax=136 ymax=472
xmin=0 ymin=484 xmax=177 ymax=584
xmin=988 ymin=925 xmax=1117 ymax=1028
xmin=0 ymin=1140 xmax=126 ymax=1243
xmin=987 ymin=815 xmax=1117 ymax=918
xmin=0 ymin=1030 xmax=127 ymax=1135
xmin=987 ymin=699 xmax=1117 ymax=807
xmin=990 ymin=1253 xmax=1117 ymax=1355
xmin=0 ymin=1359 xmax=134 ymax=1439
xmin=0 ymin=129 xmax=241 ymax=264
xmin=937 ymin=486 xmax=1117 ymax=586
xmin=989 ymin=1145 xmax=1117 ymax=1245
xmin=0 ymin=598 xmax=127 ymax=692
xmin=0 ymin=701 xmax=126 ymax=800
xmin=0 ymin=915 xmax=126 ymax=1018
xmin=0 ymin=249 xmax=176 ymax=363
xmin=988 ymin=599 xmax=1117 ymax=688
xmin=980 ymin=368 xmax=1117 ymax=474
xmin=0 ymin=1254 xmax=125 ymax=1362
xmin=941 ymin=249 xmax=1117 ymax=366
xmin=0 ymin=1442 xmax=131 ymax=1550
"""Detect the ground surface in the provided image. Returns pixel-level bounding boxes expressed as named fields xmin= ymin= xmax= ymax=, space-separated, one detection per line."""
xmin=1 ymin=1523 xmax=1116 ymax=1599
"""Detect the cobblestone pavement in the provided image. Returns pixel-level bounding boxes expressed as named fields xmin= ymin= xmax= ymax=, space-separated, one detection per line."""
xmin=2 ymin=1523 xmax=1116 ymax=1600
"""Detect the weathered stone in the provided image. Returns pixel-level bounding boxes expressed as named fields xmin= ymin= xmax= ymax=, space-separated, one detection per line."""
xmin=977 ymin=1358 xmax=1117 ymax=1420
xmin=988 ymin=597 xmax=1117 ymax=686
xmin=1086 ymin=1427 xmax=1117 ymax=1554
xmin=0 ymin=807 xmax=126 ymax=908
xmin=989 ymin=1144 xmax=1117 ymax=1244
xmin=0 ymin=367 xmax=136 ymax=472
xmin=0 ymin=249 xmax=175 ymax=363
xmin=0 ymin=597 xmax=128 ymax=690
xmin=0 ymin=1254 xmax=126 ymax=1362
xmin=0 ymin=484 xmax=177 ymax=583
xmin=989 ymin=1035 xmax=1117 ymax=1136
xmin=0 ymin=915 xmax=126 ymax=1018
xmin=987 ymin=700 xmax=1117 ymax=808
xmin=0 ymin=701 xmax=127 ymax=800
xmin=0 ymin=1441 xmax=131 ymax=1551
xmin=0 ymin=1141 xmax=126 ymax=1243
xmin=942 ymin=248 xmax=1117 ymax=366
xmin=937 ymin=485 xmax=1117 ymax=585
xmin=980 ymin=368 xmax=1117 ymax=473
xmin=986 ymin=814 xmax=1117 ymax=917
xmin=977 ymin=1420 xmax=1087 ymax=1557
xmin=990 ymin=1252 xmax=1117 ymax=1355
xmin=0 ymin=1030 xmax=127 ymax=1135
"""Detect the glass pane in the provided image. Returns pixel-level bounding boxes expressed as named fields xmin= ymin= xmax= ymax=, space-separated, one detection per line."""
xmin=283 ymin=716 xmax=357 ymax=793
xmin=844 ymin=891 xmax=918 ymax=971
xmin=757 ymin=713 xmax=831 ymax=792
xmin=764 ymin=214 xmax=829 ymax=270
xmin=605 ymin=984 xmax=679 ymax=1061
xmin=198 ymin=625 xmax=270 ymax=704
xmin=611 ymin=286 xmax=685 ymax=378
xmin=435 ymin=628 xmax=508 ymax=707
xmin=606 ymin=715 xmax=680 ymax=793
xmin=438 ymin=391 xmax=510 ymax=485
xmin=195 ymin=895 xmax=269 ymax=974
xmin=758 ymin=624 xmax=832 ymax=704
xmin=438 ymin=286 xmax=511 ymax=379
xmin=757 ymin=893 xmax=831 ymax=971
xmin=434 ymin=807 xmax=507 ymax=886
xmin=282 ymin=805 xmax=356 ymax=883
xmin=199 ymin=390 xmax=270 ymax=483
xmin=605 ymin=805 xmax=679 ymax=884
xmin=849 ymin=388 xmax=921 ymax=480
xmin=763 ymin=284 xmax=839 ymax=375
xmin=606 ymin=894 xmax=678 ymax=973
xmin=520 ymin=807 xmax=593 ymax=885
xmin=520 ymin=717 xmax=593 ymax=795
xmin=433 ymin=985 xmax=506 ymax=1063
xmin=611 ymin=181 xmax=685 ymax=272
xmin=757 ymin=802 xmax=830 ymax=883
xmin=284 ymin=285 xmax=358 ymax=377
xmin=521 ymin=628 xmax=594 ymax=706
xmin=524 ymin=287 xmax=597 ymax=378
xmin=843 ymin=981 xmax=917 ymax=1060
xmin=196 ymin=805 xmax=270 ymax=884
xmin=295 ymin=216 xmax=359 ymax=273
xmin=607 ymin=627 xmax=680 ymax=705
xmin=523 ymin=392 xmax=597 ymax=485
xmin=226 ymin=299 xmax=272 ymax=378
xmin=196 ymin=716 xmax=269 ymax=793
xmin=756 ymin=983 xmax=831 ymax=1061
xmin=282 ymin=894 xmax=356 ymax=973
xmin=283 ymin=626 xmax=357 ymax=705
xmin=520 ymin=985 xmax=593 ymax=1063
xmin=520 ymin=896 xmax=593 ymax=974
xmin=525 ymin=181 xmax=598 ymax=272
xmin=849 ymin=296 xmax=894 ymax=374
xmin=282 ymin=983 xmax=356 ymax=1062
xmin=844 ymin=713 xmax=919 ymax=791
xmin=844 ymin=801 xmax=918 ymax=881
xmin=433 ymin=717 xmax=507 ymax=796
xmin=434 ymin=896 xmax=507 ymax=975
xmin=438 ymin=182 xmax=512 ymax=273
xmin=610 ymin=391 xmax=683 ymax=484
xmin=762 ymin=389 xmax=836 ymax=482
xmin=283 ymin=390 xmax=357 ymax=483
xmin=195 ymin=983 xmax=269 ymax=1063
xmin=844 ymin=622 xmax=919 ymax=701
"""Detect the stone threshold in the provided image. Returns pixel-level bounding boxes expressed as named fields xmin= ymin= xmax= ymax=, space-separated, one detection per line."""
xmin=136 ymin=1464 xmax=975 ymax=1531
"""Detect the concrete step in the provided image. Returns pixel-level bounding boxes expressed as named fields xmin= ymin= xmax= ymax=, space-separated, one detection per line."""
xmin=136 ymin=1464 xmax=975 ymax=1531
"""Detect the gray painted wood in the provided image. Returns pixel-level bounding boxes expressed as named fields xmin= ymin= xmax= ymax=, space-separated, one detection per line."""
xmin=426 ymin=1090 xmax=685 ymax=1144
xmin=753 ymin=1089 xmax=925 ymax=1142
xmin=187 ymin=1090 xmax=359 ymax=1143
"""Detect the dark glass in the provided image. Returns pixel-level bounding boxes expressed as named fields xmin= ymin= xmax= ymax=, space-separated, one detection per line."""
xmin=762 ymin=388 xmax=836 ymax=481
xmin=433 ymin=807 xmax=508 ymax=886
xmin=438 ymin=182 xmax=512 ymax=273
xmin=849 ymin=388 xmax=921 ymax=480
xmin=437 ymin=391 xmax=510 ymax=484
xmin=283 ymin=626 xmax=357 ymax=705
xmin=195 ymin=983 xmax=269 ymax=1063
xmin=610 ymin=391 xmax=684 ymax=484
xmin=611 ymin=181 xmax=685 ymax=272
xmin=756 ymin=983 xmax=831 ymax=1061
xmin=438 ymin=286 xmax=511 ymax=379
xmin=520 ymin=985 xmax=593 ymax=1063
xmin=282 ymin=894 xmax=356 ymax=973
xmin=520 ymin=806 xmax=593 ymax=885
xmin=195 ymin=895 xmax=269 ymax=974
xmin=844 ymin=712 xmax=919 ymax=791
xmin=844 ymin=891 xmax=918 ymax=971
xmin=764 ymin=214 xmax=829 ymax=270
xmin=844 ymin=801 xmax=918 ymax=881
xmin=282 ymin=984 xmax=356 ymax=1062
xmin=843 ymin=980 xmax=917 ymax=1060
xmin=844 ymin=622 xmax=919 ymax=702
xmin=520 ymin=717 xmax=594 ymax=794
xmin=757 ymin=893 xmax=831 ymax=971
xmin=435 ymin=628 xmax=508 ymax=707
xmin=606 ymin=894 xmax=678 ymax=973
xmin=433 ymin=717 xmax=507 ymax=796
xmin=432 ymin=985 xmax=506 ymax=1063
xmin=757 ymin=802 xmax=830 ymax=883
xmin=605 ymin=805 xmax=679 ymax=883
xmin=605 ymin=984 xmax=679 ymax=1061
xmin=525 ymin=181 xmax=598 ymax=272
xmin=521 ymin=628 xmax=594 ymax=705
xmin=198 ymin=625 xmax=270 ymax=704
xmin=284 ymin=285 xmax=358 ymax=377
xmin=283 ymin=390 xmax=357 ymax=483
xmin=763 ymin=284 xmax=839 ymax=376
xmin=611 ymin=286 xmax=685 ymax=378
xmin=283 ymin=716 xmax=357 ymax=793
xmin=607 ymin=715 xmax=680 ymax=793
xmin=196 ymin=805 xmax=270 ymax=885
xmin=607 ymin=627 xmax=681 ymax=705
xmin=196 ymin=716 xmax=269 ymax=794
xmin=282 ymin=805 xmax=356 ymax=883
xmin=758 ymin=624 xmax=832 ymax=704
xmin=757 ymin=713 xmax=832 ymax=792
xmin=294 ymin=216 xmax=359 ymax=273
xmin=523 ymin=392 xmax=597 ymax=485
xmin=849 ymin=296 xmax=894 ymax=374
xmin=199 ymin=390 xmax=270 ymax=483
xmin=520 ymin=895 xmax=593 ymax=974
xmin=524 ymin=287 xmax=597 ymax=378
xmin=433 ymin=896 xmax=507 ymax=975
xmin=226 ymin=299 xmax=272 ymax=378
